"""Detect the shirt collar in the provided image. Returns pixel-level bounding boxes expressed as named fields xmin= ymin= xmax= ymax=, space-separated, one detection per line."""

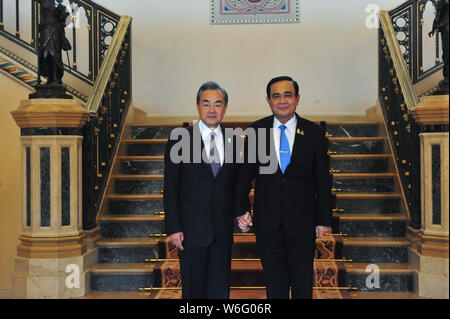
xmin=273 ymin=115 xmax=297 ymax=132
xmin=198 ymin=120 xmax=222 ymax=140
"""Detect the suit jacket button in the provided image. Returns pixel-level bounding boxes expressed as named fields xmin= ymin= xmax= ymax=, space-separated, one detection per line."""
xmin=282 ymin=178 xmax=286 ymax=182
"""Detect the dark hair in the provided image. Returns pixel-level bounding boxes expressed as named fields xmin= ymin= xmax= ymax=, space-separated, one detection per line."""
xmin=196 ymin=81 xmax=228 ymax=105
xmin=266 ymin=76 xmax=299 ymax=98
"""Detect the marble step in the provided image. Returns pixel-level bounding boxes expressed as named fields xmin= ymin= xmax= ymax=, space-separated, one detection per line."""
xmin=107 ymin=194 xmax=164 ymax=215
xmin=123 ymin=139 xmax=167 ymax=156
xmin=107 ymin=194 xmax=401 ymax=216
xmin=123 ymin=137 xmax=387 ymax=157
xmin=344 ymin=263 xmax=415 ymax=292
xmin=335 ymin=193 xmax=401 ymax=214
xmin=347 ymin=291 xmax=427 ymax=299
xmin=230 ymin=260 xmax=265 ymax=286
xmin=330 ymin=154 xmax=391 ymax=173
xmin=338 ymin=214 xmax=407 ymax=237
xmin=131 ymin=125 xmax=177 ymax=139
xmin=96 ymin=234 xmax=260 ymax=263
xmin=76 ymin=290 xmax=427 ymax=299
xmin=118 ymin=154 xmax=391 ymax=175
xmin=77 ymin=289 xmax=267 ymax=299
xmin=114 ymin=173 xmax=397 ymax=195
xmin=75 ymin=291 xmax=156 ymax=299
xmin=119 ymin=156 xmax=165 ymax=175
xmin=100 ymin=214 xmax=164 ymax=237
xmin=328 ymin=137 xmax=386 ymax=155
xmin=342 ymin=237 xmax=410 ymax=263
xmin=130 ymin=124 xmax=380 ymax=140
xmin=97 ymin=238 xmax=161 ymax=263
xmin=326 ymin=124 xmax=380 ymax=138
xmin=144 ymin=259 xmax=265 ymax=287
xmin=232 ymin=234 xmax=258 ymax=258
xmin=113 ymin=173 xmax=398 ymax=195
xmin=90 ymin=263 xmax=156 ymax=291
xmin=332 ymin=173 xmax=395 ymax=193
xmin=114 ymin=174 xmax=164 ymax=194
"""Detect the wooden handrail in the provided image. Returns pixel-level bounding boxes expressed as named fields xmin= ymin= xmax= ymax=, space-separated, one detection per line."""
xmin=379 ymin=11 xmax=419 ymax=111
xmin=86 ymin=15 xmax=132 ymax=113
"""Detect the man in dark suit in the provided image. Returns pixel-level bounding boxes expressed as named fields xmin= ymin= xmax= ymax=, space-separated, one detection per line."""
xmin=164 ymin=81 xmax=243 ymax=299
xmin=235 ymin=76 xmax=333 ymax=299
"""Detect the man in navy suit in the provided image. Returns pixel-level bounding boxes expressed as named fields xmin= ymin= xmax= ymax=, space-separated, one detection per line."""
xmin=235 ymin=76 xmax=333 ymax=299
xmin=164 ymin=81 xmax=243 ymax=299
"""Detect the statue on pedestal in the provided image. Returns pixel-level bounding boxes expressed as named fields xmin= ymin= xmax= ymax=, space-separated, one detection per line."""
xmin=29 ymin=0 xmax=73 ymax=99
xmin=429 ymin=0 xmax=449 ymax=95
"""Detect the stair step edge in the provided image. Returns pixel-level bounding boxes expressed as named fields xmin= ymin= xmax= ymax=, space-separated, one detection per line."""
xmin=345 ymin=263 xmax=415 ymax=274
xmin=108 ymin=194 xmax=163 ymax=200
xmin=332 ymin=173 xmax=396 ymax=178
xmin=114 ymin=174 xmax=164 ymax=180
xmin=336 ymin=193 xmax=402 ymax=199
xmin=101 ymin=215 xmax=164 ymax=222
xmin=339 ymin=214 xmax=408 ymax=221
xmin=97 ymin=238 xmax=161 ymax=247
xmin=119 ymin=156 xmax=164 ymax=161
xmin=342 ymin=237 xmax=410 ymax=246
xmin=122 ymin=139 xmax=167 ymax=144
xmin=91 ymin=263 xmax=156 ymax=274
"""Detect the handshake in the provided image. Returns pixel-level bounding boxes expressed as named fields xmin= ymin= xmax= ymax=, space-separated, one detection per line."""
xmin=236 ymin=211 xmax=253 ymax=232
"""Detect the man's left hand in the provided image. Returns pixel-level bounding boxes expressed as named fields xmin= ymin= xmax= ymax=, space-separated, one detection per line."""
xmin=316 ymin=226 xmax=332 ymax=238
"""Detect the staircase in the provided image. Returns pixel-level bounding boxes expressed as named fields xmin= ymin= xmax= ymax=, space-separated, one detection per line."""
xmin=86 ymin=121 xmax=422 ymax=299
xmin=328 ymin=123 xmax=416 ymax=298
xmin=90 ymin=125 xmax=168 ymax=292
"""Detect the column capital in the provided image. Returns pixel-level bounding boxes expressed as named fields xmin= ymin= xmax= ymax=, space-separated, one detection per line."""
xmin=409 ymin=96 xmax=449 ymax=125
xmin=11 ymin=98 xmax=90 ymax=129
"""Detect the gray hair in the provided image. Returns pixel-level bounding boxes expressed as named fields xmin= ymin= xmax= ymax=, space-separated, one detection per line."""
xmin=196 ymin=81 xmax=228 ymax=105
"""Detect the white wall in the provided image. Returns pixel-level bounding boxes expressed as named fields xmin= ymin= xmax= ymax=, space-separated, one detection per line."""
xmin=8 ymin=0 xmax=406 ymax=117
xmin=0 ymin=72 xmax=30 ymax=296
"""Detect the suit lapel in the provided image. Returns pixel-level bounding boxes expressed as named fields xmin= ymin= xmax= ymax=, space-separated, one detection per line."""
xmin=286 ymin=113 xmax=306 ymax=171
xmin=289 ymin=113 xmax=304 ymax=161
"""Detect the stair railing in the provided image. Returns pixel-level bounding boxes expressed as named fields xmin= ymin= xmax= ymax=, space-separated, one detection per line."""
xmin=0 ymin=0 xmax=121 ymax=87
xmin=386 ymin=0 xmax=444 ymax=84
xmin=378 ymin=9 xmax=448 ymax=230
xmin=82 ymin=15 xmax=132 ymax=230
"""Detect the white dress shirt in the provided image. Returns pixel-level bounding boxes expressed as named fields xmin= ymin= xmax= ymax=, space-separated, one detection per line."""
xmin=273 ymin=116 xmax=297 ymax=166
xmin=198 ymin=120 xmax=224 ymax=166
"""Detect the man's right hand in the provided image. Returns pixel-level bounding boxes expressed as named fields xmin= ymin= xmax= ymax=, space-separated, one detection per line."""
xmin=236 ymin=212 xmax=253 ymax=232
xmin=170 ymin=232 xmax=184 ymax=251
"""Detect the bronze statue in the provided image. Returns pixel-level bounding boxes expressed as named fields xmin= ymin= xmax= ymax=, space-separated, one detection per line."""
xmin=429 ymin=0 xmax=449 ymax=95
xmin=30 ymin=0 xmax=72 ymax=99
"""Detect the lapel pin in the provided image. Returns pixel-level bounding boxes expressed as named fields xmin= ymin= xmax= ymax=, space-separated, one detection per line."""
xmin=297 ymin=128 xmax=304 ymax=135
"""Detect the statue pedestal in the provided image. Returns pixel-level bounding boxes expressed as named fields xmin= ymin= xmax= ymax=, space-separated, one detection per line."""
xmin=29 ymin=83 xmax=73 ymax=100
xmin=10 ymin=98 xmax=96 ymax=298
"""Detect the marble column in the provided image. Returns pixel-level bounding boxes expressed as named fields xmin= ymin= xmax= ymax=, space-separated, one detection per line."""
xmin=10 ymin=98 xmax=97 ymax=298
xmin=408 ymin=95 xmax=449 ymax=299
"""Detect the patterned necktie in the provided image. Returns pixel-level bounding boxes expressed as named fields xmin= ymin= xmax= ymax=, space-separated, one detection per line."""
xmin=279 ymin=124 xmax=291 ymax=174
xmin=209 ymin=132 xmax=220 ymax=177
